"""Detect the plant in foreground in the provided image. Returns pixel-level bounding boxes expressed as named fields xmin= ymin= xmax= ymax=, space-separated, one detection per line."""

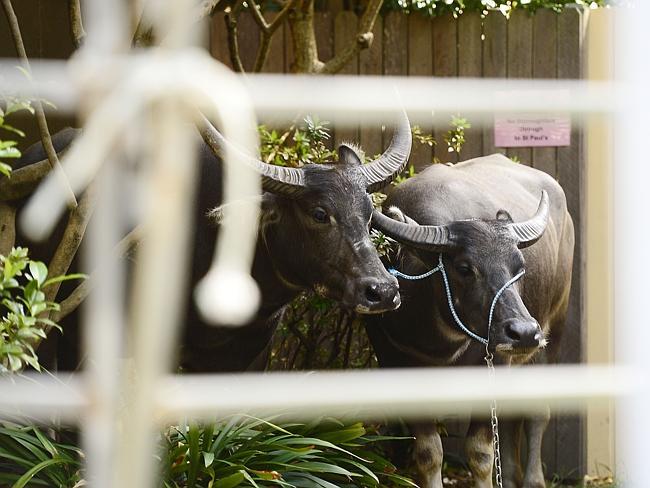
xmin=161 ymin=416 xmax=417 ymax=488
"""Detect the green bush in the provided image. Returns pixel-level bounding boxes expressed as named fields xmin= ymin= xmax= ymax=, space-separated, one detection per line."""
xmin=161 ymin=416 xmax=415 ymax=488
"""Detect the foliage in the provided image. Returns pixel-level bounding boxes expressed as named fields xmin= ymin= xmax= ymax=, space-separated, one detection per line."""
xmin=444 ymin=116 xmax=471 ymax=155
xmin=0 ymin=96 xmax=34 ymax=178
xmin=259 ymin=117 xmax=337 ymax=167
xmin=0 ymin=248 xmax=85 ymax=373
xmin=161 ymin=416 xmax=416 ymax=488
xmin=383 ymin=0 xmax=607 ymax=19
xmin=0 ymin=423 xmax=83 ymax=487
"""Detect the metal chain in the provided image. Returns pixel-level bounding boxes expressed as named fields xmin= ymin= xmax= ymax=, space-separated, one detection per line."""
xmin=485 ymin=352 xmax=504 ymax=488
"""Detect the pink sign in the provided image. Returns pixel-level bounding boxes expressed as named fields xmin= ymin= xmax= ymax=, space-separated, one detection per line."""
xmin=494 ymin=114 xmax=571 ymax=148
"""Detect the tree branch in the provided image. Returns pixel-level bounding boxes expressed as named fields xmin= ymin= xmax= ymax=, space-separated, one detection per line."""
xmin=44 ymin=184 xmax=97 ymax=307
xmin=51 ymin=227 xmax=141 ymax=323
xmin=0 ymin=203 xmax=16 ymax=256
xmin=224 ymin=1 xmax=245 ymax=72
xmin=0 ymin=158 xmax=53 ymax=202
xmin=250 ymin=0 xmax=297 ymax=72
xmin=68 ymin=0 xmax=86 ymax=48
xmin=319 ymin=0 xmax=382 ymax=74
xmin=1 ymin=0 xmax=78 ymax=209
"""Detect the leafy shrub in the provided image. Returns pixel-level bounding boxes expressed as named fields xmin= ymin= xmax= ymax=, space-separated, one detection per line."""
xmin=0 ymin=423 xmax=83 ymax=487
xmin=0 ymin=96 xmax=34 ymax=177
xmin=383 ymin=0 xmax=606 ymax=19
xmin=1 ymin=247 xmax=84 ymax=373
xmin=161 ymin=416 xmax=415 ymax=488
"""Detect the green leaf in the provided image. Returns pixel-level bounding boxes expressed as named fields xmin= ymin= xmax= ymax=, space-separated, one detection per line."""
xmin=0 ymin=146 xmax=21 ymax=159
xmin=0 ymin=162 xmax=11 ymax=177
xmin=203 ymin=451 xmax=215 ymax=468
xmin=11 ymin=457 xmax=67 ymax=488
xmin=29 ymin=261 xmax=48 ymax=286
xmin=43 ymin=273 xmax=87 ymax=288
xmin=212 ymin=471 xmax=244 ymax=488
xmin=0 ymin=124 xmax=25 ymax=138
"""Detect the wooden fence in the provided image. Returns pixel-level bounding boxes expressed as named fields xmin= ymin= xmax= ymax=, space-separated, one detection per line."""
xmin=211 ymin=8 xmax=588 ymax=479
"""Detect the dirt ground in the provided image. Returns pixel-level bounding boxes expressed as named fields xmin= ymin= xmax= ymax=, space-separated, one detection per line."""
xmin=440 ymin=467 xmax=616 ymax=488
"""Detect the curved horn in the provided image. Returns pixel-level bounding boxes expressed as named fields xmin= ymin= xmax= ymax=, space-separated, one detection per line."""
xmin=199 ymin=116 xmax=307 ymax=197
xmin=360 ymin=111 xmax=412 ymax=192
xmin=507 ymin=190 xmax=550 ymax=248
xmin=372 ymin=209 xmax=456 ymax=251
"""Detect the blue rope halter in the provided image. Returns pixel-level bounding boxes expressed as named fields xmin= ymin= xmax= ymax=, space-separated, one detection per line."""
xmin=389 ymin=253 xmax=525 ymax=347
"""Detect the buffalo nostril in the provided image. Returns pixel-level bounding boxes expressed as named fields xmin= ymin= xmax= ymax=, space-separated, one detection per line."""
xmin=365 ymin=284 xmax=382 ymax=303
xmin=505 ymin=323 xmax=521 ymax=342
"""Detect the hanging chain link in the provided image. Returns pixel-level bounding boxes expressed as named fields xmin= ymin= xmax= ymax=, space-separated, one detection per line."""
xmin=485 ymin=351 xmax=503 ymax=488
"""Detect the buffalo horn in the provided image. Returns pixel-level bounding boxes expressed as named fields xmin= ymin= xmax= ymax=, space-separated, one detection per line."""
xmin=360 ymin=111 xmax=412 ymax=192
xmin=200 ymin=116 xmax=307 ymax=197
xmin=506 ymin=190 xmax=550 ymax=248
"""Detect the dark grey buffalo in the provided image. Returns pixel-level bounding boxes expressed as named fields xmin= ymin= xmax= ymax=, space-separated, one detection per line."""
xmin=14 ymin=115 xmax=412 ymax=373
xmin=366 ymin=154 xmax=574 ymax=488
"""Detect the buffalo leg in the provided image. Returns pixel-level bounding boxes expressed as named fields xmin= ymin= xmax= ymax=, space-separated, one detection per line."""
xmin=411 ymin=422 xmax=444 ymax=488
xmin=465 ymin=419 xmax=494 ymax=488
xmin=500 ymin=418 xmax=523 ymax=488
xmin=522 ymin=409 xmax=549 ymax=488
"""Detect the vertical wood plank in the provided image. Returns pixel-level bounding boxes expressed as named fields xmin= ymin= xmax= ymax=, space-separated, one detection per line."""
xmin=263 ymin=12 xmax=286 ymax=73
xmin=359 ymin=15 xmax=384 ymax=158
xmin=210 ymin=12 xmax=232 ymax=68
xmin=482 ymin=13 xmax=507 ymax=156
xmin=506 ymin=10 xmax=533 ymax=165
xmin=383 ymin=10 xmax=408 ymax=153
xmin=333 ymin=10 xmax=359 ymax=148
xmin=457 ymin=12 xmax=483 ymax=161
xmin=532 ymin=10 xmax=558 ymax=176
xmin=408 ymin=13 xmax=433 ymax=170
xmin=432 ymin=15 xmax=457 ymax=163
xmin=238 ymin=9 xmax=261 ymax=72
xmin=315 ymin=10 xmax=335 ymax=149
xmin=555 ymin=7 xmax=586 ymax=479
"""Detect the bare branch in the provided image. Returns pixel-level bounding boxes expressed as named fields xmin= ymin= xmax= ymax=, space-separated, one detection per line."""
xmin=0 ymin=158 xmax=52 ymax=202
xmin=224 ymin=2 xmax=245 ymax=72
xmin=250 ymin=0 xmax=298 ymax=72
xmin=51 ymin=227 xmax=141 ymax=323
xmin=68 ymin=0 xmax=86 ymax=48
xmin=320 ymin=0 xmax=382 ymax=74
xmin=0 ymin=203 xmax=16 ymax=256
xmin=44 ymin=184 xmax=97 ymax=307
xmin=248 ymin=0 xmax=270 ymax=32
xmin=1 ymin=0 xmax=78 ymax=209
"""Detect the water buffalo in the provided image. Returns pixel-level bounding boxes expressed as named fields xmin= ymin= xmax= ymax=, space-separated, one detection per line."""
xmin=366 ymin=154 xmax=574 ymax=488
xmin=12 ymin=114 xmax=412 ymax=373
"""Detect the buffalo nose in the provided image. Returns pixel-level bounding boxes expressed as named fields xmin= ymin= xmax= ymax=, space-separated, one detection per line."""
xmin=504 ymin=320 xmax=540 ymax=348
xmin=359 ymin=278 xmax=400 ymax=312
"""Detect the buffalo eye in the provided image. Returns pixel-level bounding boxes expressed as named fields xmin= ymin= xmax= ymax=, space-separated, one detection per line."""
xmin=455 ymin=263 xmax=474 ymax=278
xmin=312 ymin=207 xmax=329 ymax=224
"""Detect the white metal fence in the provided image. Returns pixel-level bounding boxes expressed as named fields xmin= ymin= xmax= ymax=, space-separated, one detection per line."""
xmin=0 ymin=0 xmax=644 ymax=486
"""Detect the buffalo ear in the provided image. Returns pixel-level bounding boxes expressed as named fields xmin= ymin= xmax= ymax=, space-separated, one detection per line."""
xmin=496 ymin=209 xmax=514 ymax=223
xmin=338 ymin=144 xmax=363 ymax=166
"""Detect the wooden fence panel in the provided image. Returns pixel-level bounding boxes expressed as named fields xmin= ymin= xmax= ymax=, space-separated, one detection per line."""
xmin=408 ymin=14 xmax=433 ymax=169
xmin=457 ymin=12 xmax=483 ymax=161
xmin=383 ymin=11 xmax=408 ymax=152
xmin=506 ymin=10 xmax=533 ymax=166
xmin=359 ymin=16 xmax=384 ymax=158
xmin=333 ymin=10 xmax=359 ymax=147
xmin=555 ymin=7 xmax=586 ymax=479
xmin=532 ymin=9 xmax=559 ymax=176
xmin=432 ymin=14 xmax=457 ymax=163
xmin=482 ymin=13 xmax=507 ymax=156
